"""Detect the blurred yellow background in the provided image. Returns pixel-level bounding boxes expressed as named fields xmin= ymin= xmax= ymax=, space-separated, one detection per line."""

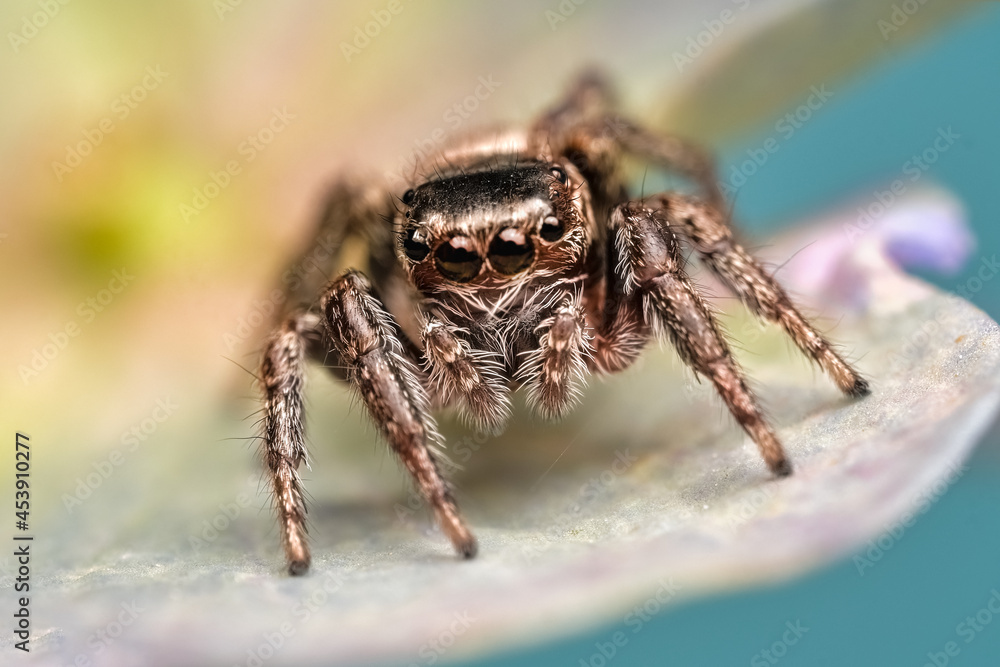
xmin=0 ymin=0 xmax=972 ymax=453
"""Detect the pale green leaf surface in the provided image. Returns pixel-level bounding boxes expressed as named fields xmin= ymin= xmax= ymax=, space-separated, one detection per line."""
xmin=13 ymin=190 xmax=1000 ymax=666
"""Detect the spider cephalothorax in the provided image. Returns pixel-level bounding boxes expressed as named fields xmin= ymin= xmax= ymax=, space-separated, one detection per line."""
xmin=257 ymin=72 xmax=870 ymax=575
xmin=399 ymin=161 xmax=592 ymax=306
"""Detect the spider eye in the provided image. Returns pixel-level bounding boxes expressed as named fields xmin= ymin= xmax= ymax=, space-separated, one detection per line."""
xmin=539 ymin=215 xmax=565 ymax=242
xmin=435 ymin=236 xmax=482 ymax=282
xmin=403 ymin=227 xmax=429 ymax=262
xmin=402 ymin=188 xmax=416 ymax=205
xmin=488 ymin=228 xmax=535 ymax=276
xmin=549 ymin=165 xmax=568 ymax=184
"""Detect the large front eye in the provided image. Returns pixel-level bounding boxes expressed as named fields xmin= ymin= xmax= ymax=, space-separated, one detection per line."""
xmin=488 ymin=227 xmax=534 ymax=275
xmin=435 ymin=236 xmax=482 ymax=282
xmin=539 ymin=215 xmax=564 ymax=242
xmin=403 ymin=227 xmax=430 ymax=262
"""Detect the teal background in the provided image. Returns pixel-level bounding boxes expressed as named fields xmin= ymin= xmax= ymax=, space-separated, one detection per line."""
xmin=469 ymin=7 xmax=1000 ymax=667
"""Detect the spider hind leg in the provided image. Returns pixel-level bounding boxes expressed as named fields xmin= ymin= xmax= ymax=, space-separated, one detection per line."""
xmin=657 ymin=193 xmax=871 ymax=398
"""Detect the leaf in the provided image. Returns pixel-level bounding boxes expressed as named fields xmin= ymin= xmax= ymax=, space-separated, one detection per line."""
xmin=662 ymin=0 xmax=982 ymax=142
xmin=29 ymin=189 xmax=1000 ymax=665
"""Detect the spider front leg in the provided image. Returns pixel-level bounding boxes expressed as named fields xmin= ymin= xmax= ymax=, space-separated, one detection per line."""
xmin=608 ymin=204 xmax=791 ymax=477
xmin=260 ymin=312 xmax=317 ymax=575
xmin=323 ymin=271 xmax=477 ymax=559
xmin=421 ymin=318 xmax=511 ymax=433
xmin=654 ymin=194 xmax=871 ymax=398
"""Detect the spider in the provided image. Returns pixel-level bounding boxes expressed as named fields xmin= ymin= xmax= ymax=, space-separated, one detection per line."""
xmin=257 ymin=72 xmax=870 ymax=575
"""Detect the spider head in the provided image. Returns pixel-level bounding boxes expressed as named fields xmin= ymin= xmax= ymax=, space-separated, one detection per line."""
xmin=396 ymin=159 xmax=592 ymax=304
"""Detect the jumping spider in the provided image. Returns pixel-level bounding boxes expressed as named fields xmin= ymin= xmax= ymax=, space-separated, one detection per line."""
xmin=258 ymin=72 xmax=870 ymax=575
